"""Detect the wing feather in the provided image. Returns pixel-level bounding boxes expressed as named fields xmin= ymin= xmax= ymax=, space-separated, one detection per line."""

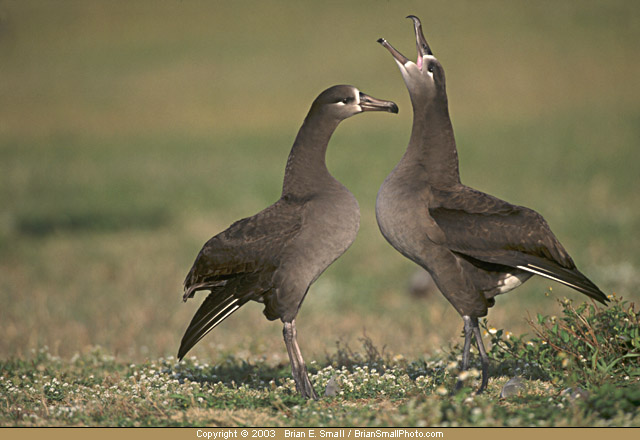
xmin=183 ymin=199 xmax=303 ymax=299
xmin=430 ymin=186 xmax=607 ymax=304
xmin=178 ymin=199 xmax=305 ymax=358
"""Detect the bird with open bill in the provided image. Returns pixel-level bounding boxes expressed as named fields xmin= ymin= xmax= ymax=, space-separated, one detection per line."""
xmin=375 ymin=16 xmax=607 ymax=393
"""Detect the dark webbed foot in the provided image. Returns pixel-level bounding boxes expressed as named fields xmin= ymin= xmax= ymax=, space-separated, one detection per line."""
xmin=283 ymin=320 xmax=319 ymax=400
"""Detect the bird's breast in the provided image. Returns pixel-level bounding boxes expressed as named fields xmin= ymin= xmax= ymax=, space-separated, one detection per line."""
xmin=376 ymin=176 xmax=431 ymax=262
xmin=312 ymin=189 xmax=360 ymax=252
xmin=286 ymin=188 xmax=360 ymax=284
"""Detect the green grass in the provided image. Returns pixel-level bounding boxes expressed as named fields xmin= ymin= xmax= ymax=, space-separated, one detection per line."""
xmin=1 ymin=297 xmax=638 ymax=426
xmin=1 ymin=0 xmax=639 ymax=426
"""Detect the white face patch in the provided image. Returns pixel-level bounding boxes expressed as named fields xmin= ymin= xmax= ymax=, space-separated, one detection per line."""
xmin=336 ymin=90 xmax=359 ymax=107
xmin=424 ymin=55 xmax=436 ymax=77
xmin=355 ymin=92 xmax=363 ymax=112
xmin=401 ymin=59 xmax=412 ymax=67
xmin=401 ymin=54 xmax=437 ymax=75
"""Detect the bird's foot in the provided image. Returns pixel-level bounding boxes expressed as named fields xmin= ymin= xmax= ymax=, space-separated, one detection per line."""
xmin=294 ymin=373 xmax=318 ymax=400
xmin=476 ymin=366 xmax=488 ymax=395
xmin=457 ymin=315 xmax=490 ymax=395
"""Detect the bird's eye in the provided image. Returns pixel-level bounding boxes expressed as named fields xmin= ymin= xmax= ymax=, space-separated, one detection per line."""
xmin=341 ymin=97 xmax=351 ymax=104
xmin=427 ymin=64 xmax=435 ymax=73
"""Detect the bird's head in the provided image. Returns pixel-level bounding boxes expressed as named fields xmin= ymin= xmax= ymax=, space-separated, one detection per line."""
xmin=311 ymin=85 xmax=398 ymax=121
xmin=378 ymin=16 xmax=447 ymax=108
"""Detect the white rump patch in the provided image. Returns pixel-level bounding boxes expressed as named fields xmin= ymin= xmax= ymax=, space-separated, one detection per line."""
xmin=497 ymin=272 xmax=529 ymax=294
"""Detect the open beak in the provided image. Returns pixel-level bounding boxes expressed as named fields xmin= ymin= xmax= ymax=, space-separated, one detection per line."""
xmin=359 ymin=92 xmax=399 ymax=114
xmin=407 ymin=15 xmax=433 ymax=70
xmin=377 ymin=37 xmax=409 ymax=66
xmin=378 ymin=15 xmax=433 ymax=71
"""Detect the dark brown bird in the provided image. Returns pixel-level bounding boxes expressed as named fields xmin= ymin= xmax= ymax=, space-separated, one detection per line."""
xmin=375 ymin=16 xmax=607 ymax=393
xmin=178 ymin=85 xmax=398 ymax=399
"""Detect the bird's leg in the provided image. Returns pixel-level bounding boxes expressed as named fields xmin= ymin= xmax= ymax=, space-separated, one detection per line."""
xmin=471 ymin=318 xmax=489 ymax=393
xmin=283 ymin=320 xmax=318 ymax=400
xmin=282 ymin=321 xmax=303 ymax=393
xmin=455 ymin=315 xmax=474 ymax=391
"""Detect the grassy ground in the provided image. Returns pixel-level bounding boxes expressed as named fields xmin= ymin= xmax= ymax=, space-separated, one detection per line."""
xmin=1 ymin=0 xmax=639 ymax=426
xmin=2 ymin=297 xmax=639 ymax=426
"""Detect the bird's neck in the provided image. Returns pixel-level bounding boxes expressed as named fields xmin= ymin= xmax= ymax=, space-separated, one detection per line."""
xmin=282 ymin=112 xmax=340 ymax=196
xmin=402 ymin=99 xmax=461 ymax=186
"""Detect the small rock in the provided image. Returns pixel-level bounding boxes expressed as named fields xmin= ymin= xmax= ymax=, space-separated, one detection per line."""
xmin=561 ymin=387 xmax=590 ymax=401
xmin=324 ymin=375 xmax=340 ymax=397
xmin=500 ymin=376 xmax=526 ymax=398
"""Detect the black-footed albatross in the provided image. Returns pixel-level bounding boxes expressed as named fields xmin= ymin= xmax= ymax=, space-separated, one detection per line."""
xmin=375 ymin=16 xmax=607 ymax=393
xmin=178 ymin=85 xmax=398 ymax=399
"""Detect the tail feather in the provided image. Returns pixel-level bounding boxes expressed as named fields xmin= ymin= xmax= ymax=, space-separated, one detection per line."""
xmin=515 ymin=257 xmax=608 ymax=305
xmin=458 ymin=249 xmax=609 ymax=305
xmin=178 ymin=292 xmax=245 ymax=360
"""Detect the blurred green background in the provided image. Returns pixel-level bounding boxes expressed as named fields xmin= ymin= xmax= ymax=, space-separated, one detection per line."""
xmin=1 ymin=0 xmax=638 ymax=364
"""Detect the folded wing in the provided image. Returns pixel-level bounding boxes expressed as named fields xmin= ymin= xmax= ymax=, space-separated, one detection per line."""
xmin=429 ymin=187 xmax=607 ymax=304
xmin=179 ymin=200 xmax=304 ymax=359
